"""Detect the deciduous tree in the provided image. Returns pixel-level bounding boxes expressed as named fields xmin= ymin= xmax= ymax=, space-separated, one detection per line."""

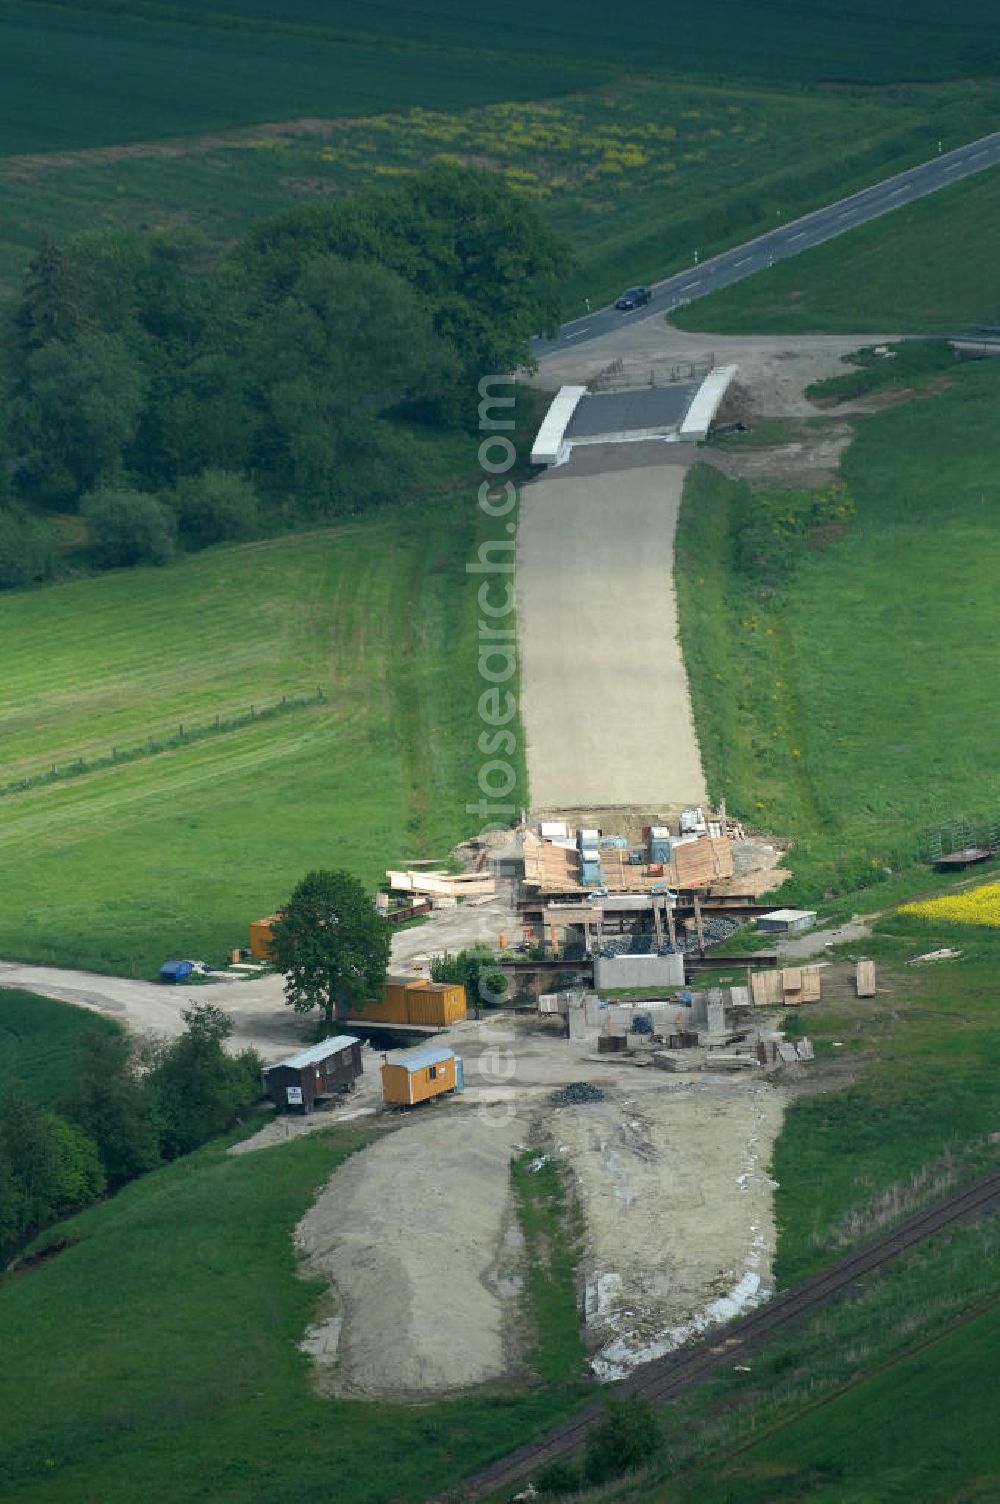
xmin=271 ymin=870 xmax=391 ymax=1027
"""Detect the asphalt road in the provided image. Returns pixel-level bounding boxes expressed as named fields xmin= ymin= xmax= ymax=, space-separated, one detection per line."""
xmin=533 ymin=131 xmax=1000 ymax=357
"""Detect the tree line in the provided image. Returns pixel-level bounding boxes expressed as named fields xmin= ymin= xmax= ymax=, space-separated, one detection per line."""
xmin=0 ymin=1004 xmax=260 ymax=1263
xmin=0 ymin=163 xmax=566 ymax=588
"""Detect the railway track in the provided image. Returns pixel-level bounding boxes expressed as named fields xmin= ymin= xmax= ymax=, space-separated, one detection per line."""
xmin=448 ymin=1167 xmax=1000 ymax=1501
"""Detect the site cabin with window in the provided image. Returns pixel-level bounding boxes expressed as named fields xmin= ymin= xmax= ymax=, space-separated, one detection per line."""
xmin=263 ymin=1036 xmax=363 ymax=1113
xmin=380 ymin=1045 xmax=463 ymax=1108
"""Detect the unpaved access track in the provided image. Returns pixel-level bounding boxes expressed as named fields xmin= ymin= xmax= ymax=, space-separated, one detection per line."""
xmin=295 ymin=1110 xmax=526 ymax=1398
xmin=534 ymin=325 xmax=903 ymax=420
xmin=517 ymin=453 xmax=707 ymax=812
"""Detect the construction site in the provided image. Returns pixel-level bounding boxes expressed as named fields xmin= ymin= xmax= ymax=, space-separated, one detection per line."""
xmin=221 ymin=803 xmax=881 ymax=1404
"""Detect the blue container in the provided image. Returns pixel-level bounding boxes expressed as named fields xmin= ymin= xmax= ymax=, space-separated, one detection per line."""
xmin=160 ymin=959 xmax=194 ymax=984
xmin=454 ymin=1056 xmax=464 ymax=1093
xmin=632 ymin=1013 xmax=654 ymax=1035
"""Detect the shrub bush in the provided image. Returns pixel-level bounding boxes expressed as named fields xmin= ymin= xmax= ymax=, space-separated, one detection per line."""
xmin=82 ymin=487 xmax=177 ymax=567
xmin=430 ymin=946 xmax=509 ymax=1007
xmin=583 ymin=1397 xmax=661 ymax=1486
xmin=534 ymin=1459 xmax=583 ymax=1495
xmin=170 ymin=468 xmax=260 ymax=547
xmin=0 ymin=508 xmax=55 ymax=589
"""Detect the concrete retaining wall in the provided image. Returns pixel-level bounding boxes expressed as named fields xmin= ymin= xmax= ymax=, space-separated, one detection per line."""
xmin=530 ymin=385 xmax=588 ymax=466
xmin=679 ymin=365 xmax=739 ymax=441
xmin=594 ymin=952 xmax=685 ymax=990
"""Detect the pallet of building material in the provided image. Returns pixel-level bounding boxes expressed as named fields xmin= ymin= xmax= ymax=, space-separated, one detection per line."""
xmin=702 ymin=1052 xmax=757 ymax=1071
xmin=776 ymin=1041 xmax=799 ymax=1064
xmin=775 ymin=966 xmax=821 ymax=1005
xmin=385 ymin=868 xmax=495 ymax=899
xmin=653 ymin=1051 xmax=701 ymax=1072
xmin=795 ymin=967 xmax=822 ymax=1003
xmin=795 ymin=1037 xmax=815 ymax=1061
xmin=730 ymin=985 xmax=751 ymax=1010
xmin=751 ymin=969 xmax=784 ymax=1007
xmin=855 ymin=960 xmax=877 ymax=997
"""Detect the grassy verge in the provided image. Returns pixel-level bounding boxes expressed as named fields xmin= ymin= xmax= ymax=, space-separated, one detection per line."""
xmin=0 ymin=1122 xmax=590 ymax=1504
xmin=674 ymin=161 xmax=1000 ymax=334
xmin=0 ymin=412 xmax=534 ymax=977
xmin=677 ymin=357 xmax=1000 ymax=905
xmin=0 ymin=988 xmax=118 ymax=1104
xmin=511 ymin=1149 xmax=589 ymax=1388
xmin=804 ymin=338 xmax=957 ymax=403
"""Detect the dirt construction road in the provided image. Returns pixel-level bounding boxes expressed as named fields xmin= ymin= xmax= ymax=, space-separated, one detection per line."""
xmin=517 ymin=457 xmax=706 ymax=812
xmin=535 ymin=323 xmax=901 ymax=419
xmin=296 ymin=1110 xmax=526 ymax=1398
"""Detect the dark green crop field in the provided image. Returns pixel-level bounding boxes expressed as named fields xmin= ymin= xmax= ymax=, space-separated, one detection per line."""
xmin=34 ymin=0 xmax=1000 ymax=87
xmin=0 ymin=0 xmax=597 ymax=154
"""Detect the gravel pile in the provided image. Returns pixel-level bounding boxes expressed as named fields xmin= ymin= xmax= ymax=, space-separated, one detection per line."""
xmin=676 ymin=916 xmax=744 ymax=952
xmin=596 ymin=916 xmax=743 ymax=959
xmin=553 ymin=1082 xmax=606 ymax=1106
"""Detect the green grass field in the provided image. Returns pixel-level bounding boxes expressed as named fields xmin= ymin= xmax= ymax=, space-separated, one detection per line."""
xmin=675 ymin=163 xmax=1000 ymax=334
xmin=676 ymin=357 xmax=1000 ymax=903
xmin=0 ymin=421 xmax=529 ymax=977
xmin=0 ymin=1121 xmax=588 ymax=1504
xmin=0 ymin=988 xmax=118 ymax=1104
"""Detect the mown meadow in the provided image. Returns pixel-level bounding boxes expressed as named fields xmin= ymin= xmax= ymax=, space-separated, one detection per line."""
xmin=0 ymin=428 xmax=527 ymax=976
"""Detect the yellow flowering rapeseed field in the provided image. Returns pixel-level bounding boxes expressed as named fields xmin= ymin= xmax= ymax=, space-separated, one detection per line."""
xmin=900 ymin=883 xmax=1000 ymax=927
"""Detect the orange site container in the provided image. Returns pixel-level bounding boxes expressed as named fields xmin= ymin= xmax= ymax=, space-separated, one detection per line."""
xmin=381 ymin=1046 xmax=459 ymax=1107
xmin=344 ymin=978 xmax=467 ymax=1027
xmin=249 ymin=914 xmax=282 ymax=960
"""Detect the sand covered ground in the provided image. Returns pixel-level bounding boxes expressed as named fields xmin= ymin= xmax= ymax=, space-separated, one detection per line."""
xmin=294 ymin=1109 xmax=526 ymax=1398
xmin=552 ymin=1077 xmax=784 ymax=1379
